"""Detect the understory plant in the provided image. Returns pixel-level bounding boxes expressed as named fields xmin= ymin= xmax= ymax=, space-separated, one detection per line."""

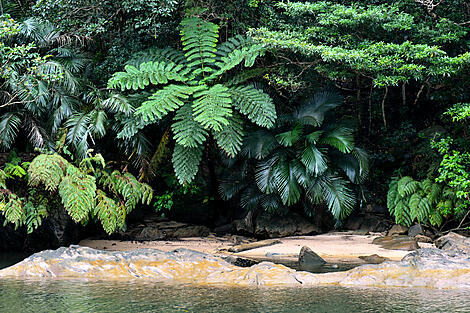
xmin=0 ymin=151 xmax=152 ymax=234
xmin=108 ymin=15 xmax=276 ymax=184
xmin=219 ymin=90 xmax=368 ymax=220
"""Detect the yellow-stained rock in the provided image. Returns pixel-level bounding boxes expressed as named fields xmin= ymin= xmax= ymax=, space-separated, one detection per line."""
xmin=1 ymin=246 xmax=470 ymax=289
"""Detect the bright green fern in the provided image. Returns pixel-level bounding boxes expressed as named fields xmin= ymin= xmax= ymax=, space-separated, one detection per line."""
xmin=108 ymin=16 xmax=275 ymax=184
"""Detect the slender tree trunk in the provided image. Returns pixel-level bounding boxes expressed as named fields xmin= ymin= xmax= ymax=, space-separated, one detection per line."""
xmin=0 ymin=0 xmax=3 ymax=15
xmin=368 ymin=83 xmax=373 ymax=134
xmin=402 ymin=83 xmax=406 ymax=107
xmin=381 ymin=86 xmax=388 ymax=130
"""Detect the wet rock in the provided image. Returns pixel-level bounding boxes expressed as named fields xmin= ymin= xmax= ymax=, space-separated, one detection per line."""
xmin=415 ymin=235 xmax=433 ymax=243
xmin=387 ymin=224 xmax=408 ymax=236
xmin=372 ymin=236 xmax=420 ymax=251
xmin=363 ymin=204 xmax=387 ymax=214
xmin=137 ymin=223 xmax=209 ymax=240
xmin=435 ymin=232 xmax=470 ymax=254
xmin=408 ymin=224 xmax=424 ymax=237
xmin=358 ymin=254 xmax=388 ymax=264
xmin=254 ymin=212 xmax=320 ymax=238
xmin=298 ymin=246 xmax=326 ymax=271
xmin=3 ymin=246 xmax=470 ymax=289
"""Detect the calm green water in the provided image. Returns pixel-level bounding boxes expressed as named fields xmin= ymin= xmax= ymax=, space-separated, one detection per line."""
xmin=1 ymin=253 xmax=469 ymax=312
xmin=0 ymin=279 xmax=469 ymax=313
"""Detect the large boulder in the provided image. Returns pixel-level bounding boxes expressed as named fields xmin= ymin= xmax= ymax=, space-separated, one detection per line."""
xmin=298 ymin=246 xmax=326 ymax=271
xmin=2 ymin=246 xmax=470 ymax=289
xmin=254 ymin=212 xmax=320 ymax=238
xmin=387 ymin=224 xmax=408 ymax=236
xmin=343 ymin=214 xmax=390 ymax=233
xmin=408 ymin=224 xmax=424 ymax=237
xmin=435 ymin=232 xmax=470 ymax=254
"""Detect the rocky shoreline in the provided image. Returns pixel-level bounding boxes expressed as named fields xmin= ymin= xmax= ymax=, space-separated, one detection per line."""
xmin=1 ymin=244 xmax=470 ymax=289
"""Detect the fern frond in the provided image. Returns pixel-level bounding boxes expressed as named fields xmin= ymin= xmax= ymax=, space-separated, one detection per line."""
xmin=94 ymin=190 xmax=126 ymax=234
xmin=192 ymin=84 xmax=232 ymax=131
xmin=228 ymin=85 xmax=276 ymax=128
xmin=136 ymin=84 xmax=202 ymax=123
xmin=102 ymin=93 xmax=134 ymax=115
xmin=180 ymin=17 xmax=219 ymax=74
xmin=387 ymin=178 xmax=400 ymax=212
xmin=207 ymin=35 xmax=265 ymax=81
xmin=172 ymin=103 xmax=208 ymax=148
xmin=397 ymin=176 xmax=419 ymax=197
xmin=172 ymin=144 xmax=203 ymax=184
xmin=408 ymin=193 xmax=431 ymax=223
xmin=107 ymin=61 xmax=189 ymax=91
xmin=394 ymin=199 xmax=412 ymax=226
xmin=1 ymin=193 xmax=24 ymax=225
xmin=28 ymin=154 xmax=69 ymax=191
xmin=58 ymin=166 xmax=96 ymax=222
xmin=214 ymin=113 xmax=244 ymax=157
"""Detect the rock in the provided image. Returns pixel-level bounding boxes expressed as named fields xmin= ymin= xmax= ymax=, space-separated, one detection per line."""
xmin=358 ymin=254 xmax=388 ymax=264
xmin=415 ymin=235 xmax=433 ymax=243
xmin=254 ymin=212 xmax=320 ymax=238
xmin=3 ymin=246 xmax=470 ymax=289
xmin=408 ymin=224 xmax=424 ymax=237
xmin=435 ymin=232 xmax=470 ymax=254
xmin=298 ymin=246 xmax=326 ymax=271
xmin=387 ymin=224 xmax=408 ymax=236
xmin=372 ymin=236 xmax=420 ymax=251
xmin=344 ymin=216 xmax=362 ymax=230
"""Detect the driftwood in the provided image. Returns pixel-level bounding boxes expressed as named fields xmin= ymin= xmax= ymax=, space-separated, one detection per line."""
xmin=228 ymin=239 xmax=282 ymax=253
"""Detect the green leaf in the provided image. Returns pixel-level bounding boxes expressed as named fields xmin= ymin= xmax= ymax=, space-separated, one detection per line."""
xmin=192 ymin=84 xmax=232 ymax=131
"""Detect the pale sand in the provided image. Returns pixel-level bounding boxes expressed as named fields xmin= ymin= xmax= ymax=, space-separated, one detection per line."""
xmin=79 ymin=232 xmax=434 ymax=264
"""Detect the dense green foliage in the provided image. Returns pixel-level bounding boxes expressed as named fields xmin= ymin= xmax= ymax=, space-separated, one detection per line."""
xmin=108 ymin=16 xmax=276 ymax=184
xmin=0 ymin=151 xmax=152 ymax=234
xmin=220 ymin=90 xmax=368 ymax=220
xmin=0 ymin=0 xmax=469 ymax=240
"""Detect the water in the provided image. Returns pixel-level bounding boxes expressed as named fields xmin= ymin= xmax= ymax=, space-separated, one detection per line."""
xmin=0 ymin=254 xmax=469 ymax=312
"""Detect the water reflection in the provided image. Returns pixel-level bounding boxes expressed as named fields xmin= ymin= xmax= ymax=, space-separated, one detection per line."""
xmin=0 ymin=279 xmax=468 ymax=313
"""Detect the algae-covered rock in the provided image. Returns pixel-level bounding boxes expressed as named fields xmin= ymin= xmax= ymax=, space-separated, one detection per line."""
xmin=2 ymin=246 xmax=470 ymax=289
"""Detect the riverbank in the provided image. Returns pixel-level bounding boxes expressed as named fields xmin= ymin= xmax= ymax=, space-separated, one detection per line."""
xmin=79 ymin=232 xmax=434 ymax=266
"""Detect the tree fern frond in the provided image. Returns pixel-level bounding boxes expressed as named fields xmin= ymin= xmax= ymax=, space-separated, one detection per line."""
xmin=295 ymin=91 xmax=343 ymax=126
xmin=213 ymin=113 xmax=244 ymax=157
xmin=172 ymin=103 xmax=208 ymax=148
xmin=192 ymin=84 xmax=232 ymax=131
xmin=107 ymin=61 xmax=189 ymax=91
xmin=228 ymin=85 xmax=276 ymax=128
xmin=172 ymin=144 xmax=203 ymax=184
xmin=136 ymin=84 xmax=202 ymax=123
xmin=1 ymin=193 xmax=24 ymax=225
xmin=180 ymin=17 xmax=219 ymax=73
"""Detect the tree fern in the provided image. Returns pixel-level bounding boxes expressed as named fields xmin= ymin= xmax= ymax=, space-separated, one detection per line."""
xmin=108 ymin=16 xmax=277 ymax=184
